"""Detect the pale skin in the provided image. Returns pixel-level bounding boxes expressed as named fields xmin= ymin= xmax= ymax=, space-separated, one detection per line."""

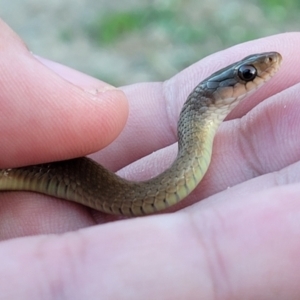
xmin=0 ymin=18 xmax=300 ymax=298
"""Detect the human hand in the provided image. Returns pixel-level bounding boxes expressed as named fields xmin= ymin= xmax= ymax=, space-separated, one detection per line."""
xmin=1 ymin=18 xmax=300 ymax=299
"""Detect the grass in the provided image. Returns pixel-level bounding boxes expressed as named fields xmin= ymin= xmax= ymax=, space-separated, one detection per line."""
xmin=52 ymin=0 xmax=300 ymax=84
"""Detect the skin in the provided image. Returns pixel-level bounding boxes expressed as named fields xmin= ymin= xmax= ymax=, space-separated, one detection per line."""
xmin=1 ymin=18 xmax=300 ymax=299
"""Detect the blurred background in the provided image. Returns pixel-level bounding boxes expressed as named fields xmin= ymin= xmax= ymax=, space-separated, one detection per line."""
xmin=0 ymin=0 xmax=298 ymax=86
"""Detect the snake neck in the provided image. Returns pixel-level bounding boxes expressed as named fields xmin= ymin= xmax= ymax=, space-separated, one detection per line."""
xmin=177 ymin=90 xmax=222 ymax=156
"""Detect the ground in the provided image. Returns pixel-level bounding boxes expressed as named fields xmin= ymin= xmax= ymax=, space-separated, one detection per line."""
xmin=1 ymin=0 xmax=298 ymax=86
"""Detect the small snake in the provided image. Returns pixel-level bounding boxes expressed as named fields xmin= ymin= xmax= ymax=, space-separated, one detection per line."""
xmin=0 ymin=52 xmax=282 ymax=216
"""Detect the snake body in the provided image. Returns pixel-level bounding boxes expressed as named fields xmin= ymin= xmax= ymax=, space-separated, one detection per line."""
xmin=0 ymin=52 xmax=282 ymax=216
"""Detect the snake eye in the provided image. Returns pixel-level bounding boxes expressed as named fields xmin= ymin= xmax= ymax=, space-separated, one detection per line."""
xmin=238 ymin=65 xmax=257 ymax=81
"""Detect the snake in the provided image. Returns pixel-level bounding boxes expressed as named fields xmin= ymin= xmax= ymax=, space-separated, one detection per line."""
xmin=0 ymin=52 xmax=282 ymax=216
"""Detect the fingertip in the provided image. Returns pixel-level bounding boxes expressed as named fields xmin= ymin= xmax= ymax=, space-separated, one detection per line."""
xmin=84 ymin=87 xmax=129 ymax=152
xmin=34 ymin=55 xmax=115 ymax=90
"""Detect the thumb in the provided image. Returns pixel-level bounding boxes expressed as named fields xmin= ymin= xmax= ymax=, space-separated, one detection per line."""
xmin=0 ymin=19 xmax=128 ymax=168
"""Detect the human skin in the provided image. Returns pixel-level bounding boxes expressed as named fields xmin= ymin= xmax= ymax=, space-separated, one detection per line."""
xmin=0 ymin=18 xmax=300 ymax=299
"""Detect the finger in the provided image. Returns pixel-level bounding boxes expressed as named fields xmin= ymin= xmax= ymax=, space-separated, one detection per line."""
xmin=188 ymin=159 xmax=300 ymax=210
xmin=35 ymin=56 xmax=111 ymax=89
xmin=93 ymin=32 xmax=300 ymax=172
xmin=2 ymin=185 xmax=300 ymax=299
xmin=0 ymin=20 xmax=128 ymax=168
xmin=0 ymin=192 xmax=97 ymax=240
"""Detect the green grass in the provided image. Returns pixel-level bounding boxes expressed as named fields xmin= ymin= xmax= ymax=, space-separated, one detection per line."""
xmin=86 ymin=8 xmax=193 ymax=45
xmin=60 ymin=0 xmax=300 ymax=84
xmin=85 ymin=2 xmax=295 ymax=49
